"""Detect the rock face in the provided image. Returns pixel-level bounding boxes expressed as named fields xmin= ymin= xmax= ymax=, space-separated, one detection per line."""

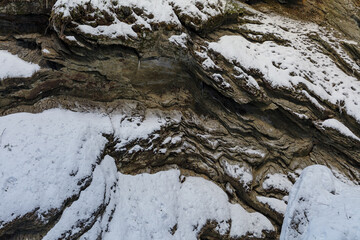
xmin=0 ymin=0 xmax=359 ymax=239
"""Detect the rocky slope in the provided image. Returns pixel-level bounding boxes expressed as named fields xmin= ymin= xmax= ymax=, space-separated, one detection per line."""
xmin=0 ymin=0 xmax=359 ymax=239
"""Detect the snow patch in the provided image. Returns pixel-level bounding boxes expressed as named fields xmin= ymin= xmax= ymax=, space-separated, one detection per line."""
xmin=195 ymin=51 xmax=219 ymax=70
xmin=42 ymin=48 xmax=50 ymax=54
xmin=222 ymin=160 xmax=253 ymax=190
xmin=262 ymin=173 xmax=293 ymax=193
xmin=320 ymin=118 xmax=360 ymax=141
xmin=257 ymin=196 xmax=287 ymax=215
xmin=0 ymin=50 xmax=40 ymax=80
xmin=169 ymin=33 xmax=188 ymax=48
xmin=281 ymin=165 xmax=360 ymax=240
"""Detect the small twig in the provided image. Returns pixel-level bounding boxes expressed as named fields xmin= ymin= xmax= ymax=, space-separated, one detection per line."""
xmin=0 ymin=128 xmax=6 ymax=146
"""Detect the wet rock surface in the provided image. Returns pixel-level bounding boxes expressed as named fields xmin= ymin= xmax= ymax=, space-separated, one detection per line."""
xmin=0 ymin=0 xmax=359 ymax=239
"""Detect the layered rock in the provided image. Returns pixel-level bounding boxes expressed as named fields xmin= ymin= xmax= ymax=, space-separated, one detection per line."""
xmin=0 ymin=0 xmax=359 ymax=239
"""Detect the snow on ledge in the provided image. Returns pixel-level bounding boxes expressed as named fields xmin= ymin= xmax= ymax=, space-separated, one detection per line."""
xmin=222 ymin=160 xmax=253 ymax=190
xmin=320 ymin=118 xmax=360 ymax=141
xmin=257 ymin=196 xmax=287 ymax=215
xmin=208 ymin=19 xmax=360 ymax=122
xmin=0 ymin=50 xmax=40 ymax=80
xmin=169 ymin=33 xmax=188 ymax=48
xmin=262 ymin=173 xmax=293 ymax=193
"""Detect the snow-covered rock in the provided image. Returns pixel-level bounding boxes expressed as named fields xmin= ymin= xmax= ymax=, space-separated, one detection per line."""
xmin=1 ymin=0 xmax=360 ymax=239
xmin=0 ymin=109 xmax=112 ymax=229
xmin=81 ymin=167 xmax=274 ymax=240
xmin=0 ymin=109 xmax=174 ymax=232
xmin=208 ymin=33 xmax=360 ymax=122
xmin=0 ymin=109 xmax=275 ymax=239
xmin=281 ymin=165 xmax=360 ymax=240
xmin=52 ymin=0 xmax=238 ymax=43
xmin=262 ymin=173 xmax=293 ymax=193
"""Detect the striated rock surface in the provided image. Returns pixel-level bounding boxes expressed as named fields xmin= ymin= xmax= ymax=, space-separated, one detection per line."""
xmin=0 ymin=0 xmax=359 ymax=239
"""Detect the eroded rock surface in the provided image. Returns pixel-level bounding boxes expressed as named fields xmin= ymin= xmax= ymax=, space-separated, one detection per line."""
xmin=0 ymin=0 xmax=359 ymax=239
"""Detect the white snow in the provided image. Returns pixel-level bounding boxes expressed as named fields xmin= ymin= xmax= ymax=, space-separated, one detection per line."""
xmin=0 ymin=109 xmax=113 ymax=227
xmin=230 ymin=203 xmax=274 ymax=238
xmin=195 ymin=51 xmax=219 ymax=70
xmin=43 ymin=156 xmax=118 ymax=240
xmin=42 ymin=48 xmax=50 ymax=54
xmin=64 ymin=35 xmax=77 ymax=41
xmin=243 ymin=148 xmax=266 ymax=158
xmin=78 ymin=22 xmax=138 ymax=39
xmin=222 ymin=160 xmax=253 ymax=190
xmin=81 ymin=166 xmax=273 ymax=240
xmin=320 ymin=118 xmax=360 ymax=141
xmin=233 ymin=66 xmax=260 ymax=90
xmin=257 ymin=196 xmax=287 ymax=215
xmin=110 ymin=111 xmax=179 ymax=150
xmin=262 ymin=173 xmax=293 ymax=193
xmin=128 ymin=144 xmax=143 ymax=153
xmin=202 ymin=58 xmax=217 ymax=70
xmin=238 ymin=13 xmax=360 ymax=75
xmin=0 ymin=50 xmax=40 ymax=80
xmin=162 ymin=136 xmax=173 ymax=145
xmin=170 ymin=0 xmax=228 ymax=24
xmin=302 ymin=90 xmax=326 ymax=111
xmin=54 ymin=0 xmax=178 ymax=39
xmin=229 ymin=146 xmax=266 ymax=159
xmin=293 ymin=112 xmax=309 ymax=120
xmin=281 ymin=165 xmax=360 ymax=240
xmin=212 ymin=73 xmax=231 ymax=88
xmin=0 ymin=109 xmax=176 ymax=228
xmin=169 ymin=33 xmax=188 ymax=48
xmin=208 ymin=15 xmax=360 ymax=122
xmin=0 ymin=108 xmax=273 ymax=239
xmin=170 ymin=135 xmax=182 ymax=144
xmin=53 ymin=0 xmax=229 ymax=39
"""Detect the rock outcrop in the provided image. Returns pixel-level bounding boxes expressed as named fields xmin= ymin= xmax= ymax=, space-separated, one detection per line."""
xmin=0 ymin=0 xmax=359 ymax=239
